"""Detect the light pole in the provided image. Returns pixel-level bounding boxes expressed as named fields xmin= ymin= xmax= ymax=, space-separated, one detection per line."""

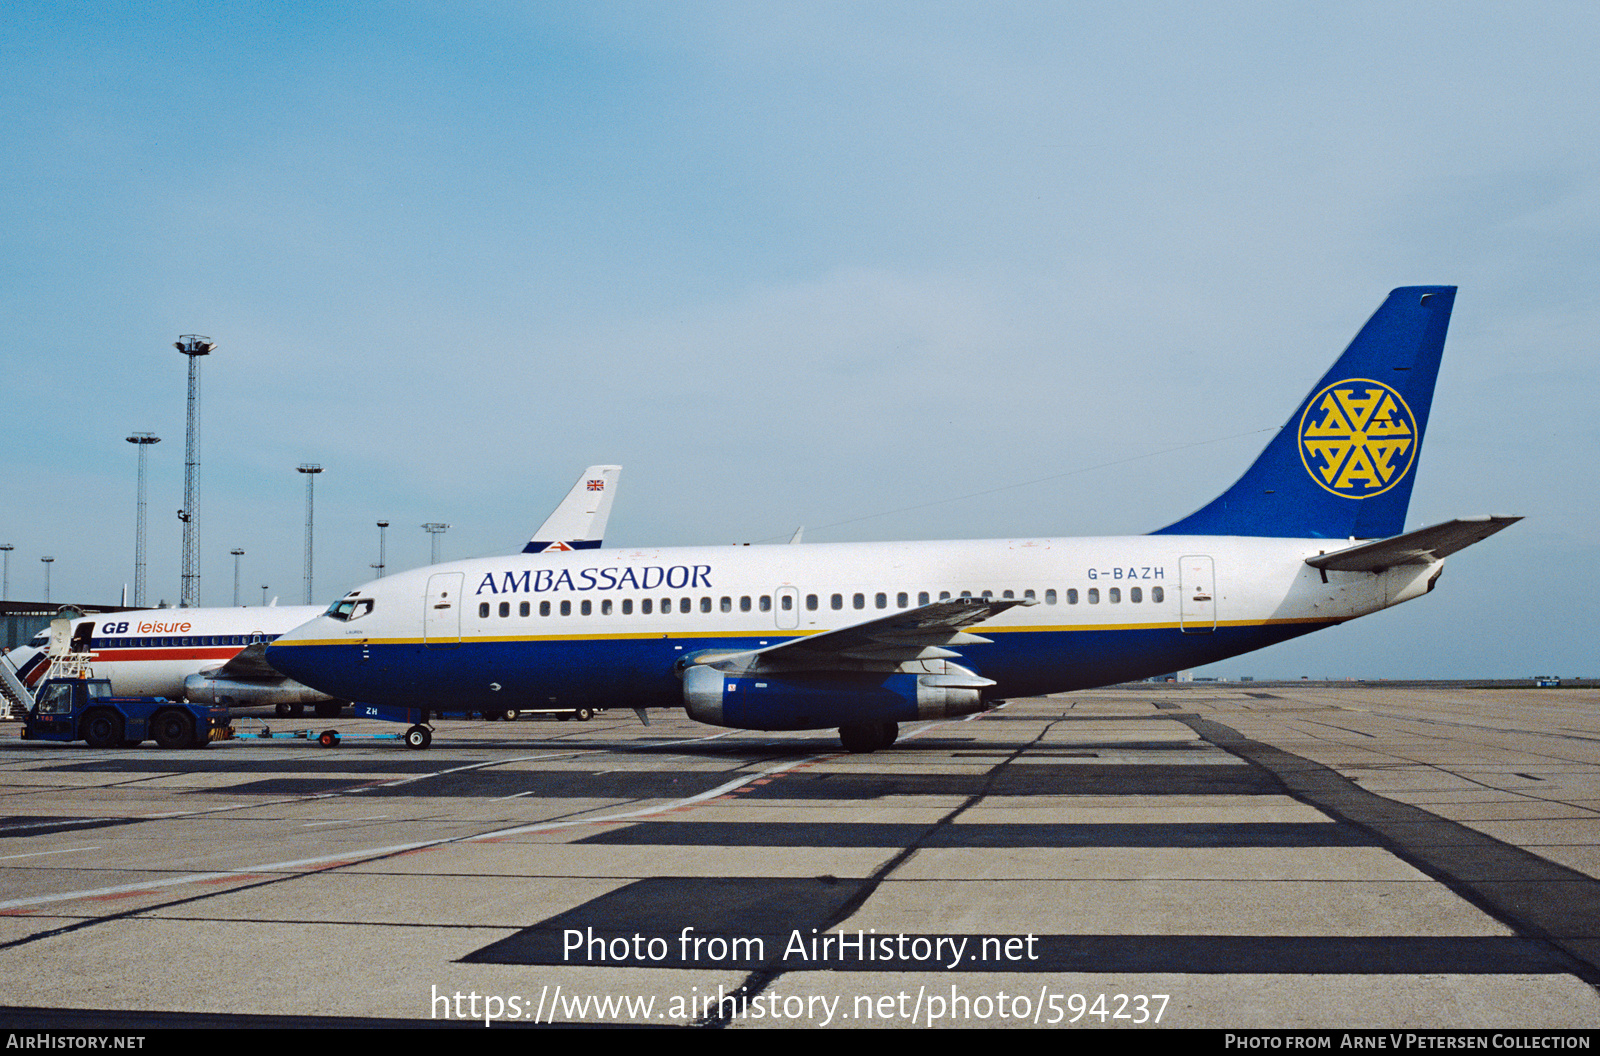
xmin=373 ymin=520 xmax=389 ymax=577
xmin=261 ymin=584 xmax=269 ymax=606
xmin=126 ymin=432 xmax=161 ymax=607
xmin=231 ymin=549 xmax=245 ymax=606
xmin=0 ymin=544 xmax=12 ymax=601
xmin=422 ymin=523 xmax=449 ymax=565
xmin=175 ymin=336 xmax=214 ymax=607
xmin=40 ymin=556 xmax=54 ymax=603
xmin=297 ymin=464 xmax=323 ymax=604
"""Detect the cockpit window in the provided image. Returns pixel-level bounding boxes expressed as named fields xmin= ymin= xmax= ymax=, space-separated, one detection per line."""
xmin=324 ymin=598 xmax=375 ymax=622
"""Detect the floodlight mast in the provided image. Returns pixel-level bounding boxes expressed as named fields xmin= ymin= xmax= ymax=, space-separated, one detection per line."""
xmin=422 ymin=523 xmax=450 ymax=565
xmin=126 ymin=432 xmax=161 ymax=607
xmin=175 ymin=336 xmax=215 ymax=607
xmin=298 ymin=464 xmax=323 ymax=604
xmin=374 ymin=521 xmax=389 ymax=577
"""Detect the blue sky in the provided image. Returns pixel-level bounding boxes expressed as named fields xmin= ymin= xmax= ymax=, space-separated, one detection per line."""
xmin=3 ymin=2 xmax=1595 ymax=677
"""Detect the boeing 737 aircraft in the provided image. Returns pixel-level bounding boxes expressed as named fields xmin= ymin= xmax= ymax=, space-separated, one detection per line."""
xmin=6 ymin=466 xmax=622 ymax=713
xmin=265 ymin=288 xmax=1518 ymax=751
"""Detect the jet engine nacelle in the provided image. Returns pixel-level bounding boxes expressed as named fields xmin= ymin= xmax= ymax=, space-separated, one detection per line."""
xmin=183 ymin=673 xmax=336 ymax=708
xmin=682 ymin=662 xmax=990 ymax=731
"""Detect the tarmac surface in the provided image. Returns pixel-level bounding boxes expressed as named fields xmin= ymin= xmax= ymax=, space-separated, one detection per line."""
xmin=1 ymin=682 xmax=1598 ymax=1029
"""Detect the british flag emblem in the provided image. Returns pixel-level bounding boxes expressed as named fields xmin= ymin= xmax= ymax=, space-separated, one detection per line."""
xmin=587 ymin=479 xmax=605 ymax=491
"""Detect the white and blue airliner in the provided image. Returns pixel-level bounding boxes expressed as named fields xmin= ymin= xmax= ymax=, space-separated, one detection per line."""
xmin=265 ymin=288 xmax=1517 ymax=751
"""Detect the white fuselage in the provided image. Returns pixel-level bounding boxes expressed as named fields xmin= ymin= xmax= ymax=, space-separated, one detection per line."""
xmin=11 ymin=606 xmax=325 ymax=699
xmin=265 ymin=534 xmax=1443 ymax=715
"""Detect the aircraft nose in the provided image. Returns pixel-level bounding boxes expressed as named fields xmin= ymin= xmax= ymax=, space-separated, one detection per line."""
xmin=263 ymin=623 xmax=324 ymax=682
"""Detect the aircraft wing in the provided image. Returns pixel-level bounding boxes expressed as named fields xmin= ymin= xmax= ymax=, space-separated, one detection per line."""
xmin=701 ymin=596 xmax=1034 ymax=674
xmin=206 ymin=642 xmax=283 ymax=681
xmin=523 ymin=465 xmax=621 ymax=553
xmin=1305 ymin=515 xmax=1522 ymax=573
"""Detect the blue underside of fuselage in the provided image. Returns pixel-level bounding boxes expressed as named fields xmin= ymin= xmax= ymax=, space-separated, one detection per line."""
xmin=268 ymin=621 xmax=1334 ymax=727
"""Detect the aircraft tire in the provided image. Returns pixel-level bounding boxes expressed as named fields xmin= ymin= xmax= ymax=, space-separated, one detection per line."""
xmin=153 ymin=711 xmax=195 ymax=750
xmin=877 ymin=722 xmax=899 ymax=749
xmin=290 ymin=703 xmax=305 ymax=718
xmin=404 ymin=725 xmax=432 ymax=750
xmin=838 ymin=723 xmax=880 ymax=753
xmin=318 ymin=730 xmax=341 ymax=748
xmin=315 ymin=702 xmax=341 ymax=719
xmin=574 ymin=707 xmax=594 ymax=722
xmin=502 ymin=709 xmax=519 ymax=721
xmin=83 ymin=711 xmax=122 ymax=750
xmin=275 ymin=702 xmax=293 ymax=717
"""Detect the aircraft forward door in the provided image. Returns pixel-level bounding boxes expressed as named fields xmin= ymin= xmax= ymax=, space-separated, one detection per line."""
xmin=1179 ymin=556 xmax=1216 ymax=633
xmin=424 ymin=573 xmax=464 ymax=647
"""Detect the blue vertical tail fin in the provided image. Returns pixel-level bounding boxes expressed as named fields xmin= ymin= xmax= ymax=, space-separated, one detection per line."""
xmin=1153 ymin=286 xmax=1455 ymax=539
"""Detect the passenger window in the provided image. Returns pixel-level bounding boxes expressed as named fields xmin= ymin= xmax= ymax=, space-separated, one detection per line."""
xmin=760 ymin=596 xmax=772 ymax=612
xmin=540 ymin=601 xmax=551 ymax=616
xmin=581 ymin=600 xmax=592 ymax=615
xmin=875 ymin=593 xmax=887 ymax=609
xmin=1130 ymin=587 xmax=1141 ymax=603
xmin=479 ymin=603 xmax=490 ymax=618
xmin=622 ymin=599 xmax=633 ymax=615
xmin=1109 ymin=588 xmax=1120 ymax=603
xmin=831 ymin=594 xmax=843 ymax=610
xmin=700 ymin=597 xmax=711 ymax=613
xmin=498 ymin=601 xmax=510 ymax=618
xmin=560 ymin=601 xmax=572 ymax=616
xmin=939 ymin=591 xmax=951 ymax=601
xmin=1002 ymin=590 xmax=1013 ymax=599
xmin=1067 ymin=588 xmax=1079 ymax=604
xmin=918 ymin=592 xmax=930 ymax=605
xmin=853 ymin=593 xmax=865 ymax=610
xmin=680 ymin=598 xmax=691 ymax=614
xmin=1152 ymin=586 xmax=1165 ymax=603
xmin=721 ymin=596 xmax=732 ymax=613
xmin=1088 ymin=589 xmax=1099 ymax=604
xmin=1023 ymin=589 xmax=1035 ymax=600
xmin=740 ymin=596 xmax=751 ymax=612
xmin=641 ymin=598 xmax=652 ymax=615
xmin=897 ymin=592 xmax=908 ymax=608
xmin=520 ymin=601 xmax=530 ymax=617
xmin=806 ymin=594 xmax=818 ymax=611
xmin=1045 ymin=589 xmax=1056 ymax=605
xmin=601 ymin=599 xmax=612 ymax=615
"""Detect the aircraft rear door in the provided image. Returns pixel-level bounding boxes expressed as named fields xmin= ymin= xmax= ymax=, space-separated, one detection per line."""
xmin=424 ymin=573 xmax=464 ymax=647
xmin=1179 ymin=556 xmax=1216 ymax=633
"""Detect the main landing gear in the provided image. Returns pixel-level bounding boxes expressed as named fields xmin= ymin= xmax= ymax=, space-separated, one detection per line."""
xmin=837 ymin=721 xmax=898 ymax=753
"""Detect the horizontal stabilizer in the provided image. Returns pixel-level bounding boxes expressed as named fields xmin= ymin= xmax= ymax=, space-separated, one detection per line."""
xmin=1305 ymin=515 xmax=1522 ymax=573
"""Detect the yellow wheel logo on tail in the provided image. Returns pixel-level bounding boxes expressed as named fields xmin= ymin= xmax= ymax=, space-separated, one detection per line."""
xmin=1298 ymin=379 xmax=1417 ymax=498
